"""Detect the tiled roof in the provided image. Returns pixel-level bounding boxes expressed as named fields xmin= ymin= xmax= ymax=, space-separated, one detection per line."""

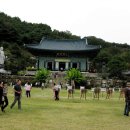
xmin=26 ymin=38 xmax=101 ymax=51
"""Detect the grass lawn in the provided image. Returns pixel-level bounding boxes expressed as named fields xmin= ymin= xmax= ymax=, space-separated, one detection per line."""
xmin=0 ymin=87 xmax=129 ymax=130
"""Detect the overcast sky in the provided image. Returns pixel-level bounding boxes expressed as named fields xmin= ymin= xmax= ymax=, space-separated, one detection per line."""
xmin=0 ymin=0 xmax=130 ymax=44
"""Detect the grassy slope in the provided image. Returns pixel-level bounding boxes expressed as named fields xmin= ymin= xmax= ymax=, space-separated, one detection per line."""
xmin=0 ymin=87 xmax=129 ymax=130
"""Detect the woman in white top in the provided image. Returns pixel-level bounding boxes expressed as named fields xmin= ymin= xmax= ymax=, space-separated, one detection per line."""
xmin=25 ymin=82 xmax=32 ymax=98
xmin=53 ymin=83 xmax=60 ymax=100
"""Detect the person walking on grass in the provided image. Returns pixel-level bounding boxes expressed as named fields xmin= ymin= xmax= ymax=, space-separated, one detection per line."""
xmin=1 ymin=82 xmax=8 ymax=112
xmin=25 ymin=82 xmax=32 ymax=98
xmin=53 ymin=83 xmax=60 ymax=100
xmin=10 ymin=79 xmax=22 ymax=110
xmin=124 ymin=82 xmax=130 ymax=116
xmin=0 ymin=81 xmax=3 ymax=111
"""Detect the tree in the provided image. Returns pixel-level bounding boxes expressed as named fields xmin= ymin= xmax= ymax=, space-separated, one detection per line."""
xmin=119 ymin=51 xmax=130 ymax=70
xmin=66 ymin=68 xmax=84 ymax=88
xmin=35 ymin=68 xmax=50 ymax=86
xmin=94 ymin=49 xmax=111 ymax=72
xmin=94 ymin=49 xmax=111 ymax=63
xmin=0 ymin=21 xmax=19 ymax=43
xmin=107 ymin=56 xmax=127 ymax=79
xmin=87 ymin=36 xmax=111 ymax=47
xmin=3 ymin=42 xmax=36 ymax=74
xmin=51 ymin=29 xmax=80 ymax=40
xmin=1 ymin=11 xmax=130 ymax=76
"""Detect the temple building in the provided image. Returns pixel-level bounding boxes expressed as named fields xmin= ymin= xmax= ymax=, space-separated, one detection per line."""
xmin=26 ymin=38 xmax=101 ymax=72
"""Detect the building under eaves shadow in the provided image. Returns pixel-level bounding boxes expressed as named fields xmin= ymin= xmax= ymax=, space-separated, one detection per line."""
xmin=26 ymin=38 xmax=101 ymax=72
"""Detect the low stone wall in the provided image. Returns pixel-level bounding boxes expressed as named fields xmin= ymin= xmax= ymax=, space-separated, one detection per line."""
xmin=0 ymin=74 xmax=34 ymax=85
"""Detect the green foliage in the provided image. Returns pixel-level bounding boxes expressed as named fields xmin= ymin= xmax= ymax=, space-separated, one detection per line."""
xmin=0 ymin=12 xmax=80 ymax=44
xmin=93 ymin=46 xmax=130 ymax=73
xmin=120 ymin=51 xmax=130 ymax=63
xmin=0 ymin=21 xmax=19 ymax=43
xmin=0 ymin=12 xmax=130 ymax=75
xmin=94 ymin=49 xmax=111 ymax=64
xmin=35 ymin=68 xmax=50 ymax=83
xmin=66 ymin=68 xmax=84 ymax=83
xmin=106 ymin=47 xmax=122 ymax=56
xmin=2 ymin=42 xmax=36 ymax=74
xmin=0 ymin=12 xmax=81 ymax=74
xmin=51 ymin=29 xmax=80 ymax=40
xmin=107 ymin=56 xmax=127 ymax=79
xmin=94 ymin=47 xmax=123 ymax=63
xmin=26 ymin=66 xmax=37 ymax=71
xmin=87 ymin=36 xmax=130 ymax=48
xmin=87 ymin=36 xmax=111 ymax=47
xmin=17 ymin=70 xmax=26 ymax=76
xmin=119 ymin=51 xmax=130 ymax=70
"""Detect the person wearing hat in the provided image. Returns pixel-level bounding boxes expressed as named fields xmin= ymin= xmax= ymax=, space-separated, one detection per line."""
xmin=124 ymin=82 xmax=130 ymax=116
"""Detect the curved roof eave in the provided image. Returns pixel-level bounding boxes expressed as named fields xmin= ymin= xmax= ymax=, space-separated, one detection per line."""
xmin=27 ymin=47 xmax=100 ymax=52
xmin=25 ymin=38 xmax=101 ymax=52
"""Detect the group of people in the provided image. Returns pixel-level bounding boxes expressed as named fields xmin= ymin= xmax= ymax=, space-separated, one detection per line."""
xmin=0 ymin=79 xmax=22 ymax=112
xmin=1 ymin=79 xmax=130 ymax=116
xmin=0 ymin=79 xmax=32 ymax=112
xmin=52 ymin=81 xmax=130 ymax=116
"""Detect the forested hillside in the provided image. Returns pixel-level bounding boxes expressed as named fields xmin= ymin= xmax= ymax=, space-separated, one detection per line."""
xmin=0 ymin=12 xmax=130 ymax=76
xmin=0 ymin=12 xmax=80 ymax=74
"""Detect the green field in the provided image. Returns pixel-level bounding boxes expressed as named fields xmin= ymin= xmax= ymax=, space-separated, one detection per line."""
xmin=0 ymin=87 xmax=129 ymax=130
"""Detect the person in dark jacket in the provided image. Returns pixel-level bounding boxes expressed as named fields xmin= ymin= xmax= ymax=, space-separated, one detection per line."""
xmin=10 ymin=79 xmax=22 ymax=110
xmin=0 ymin=81 xmax=3 ymax=108
xmin=124 ymin=82 xmax=130 ymax=116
